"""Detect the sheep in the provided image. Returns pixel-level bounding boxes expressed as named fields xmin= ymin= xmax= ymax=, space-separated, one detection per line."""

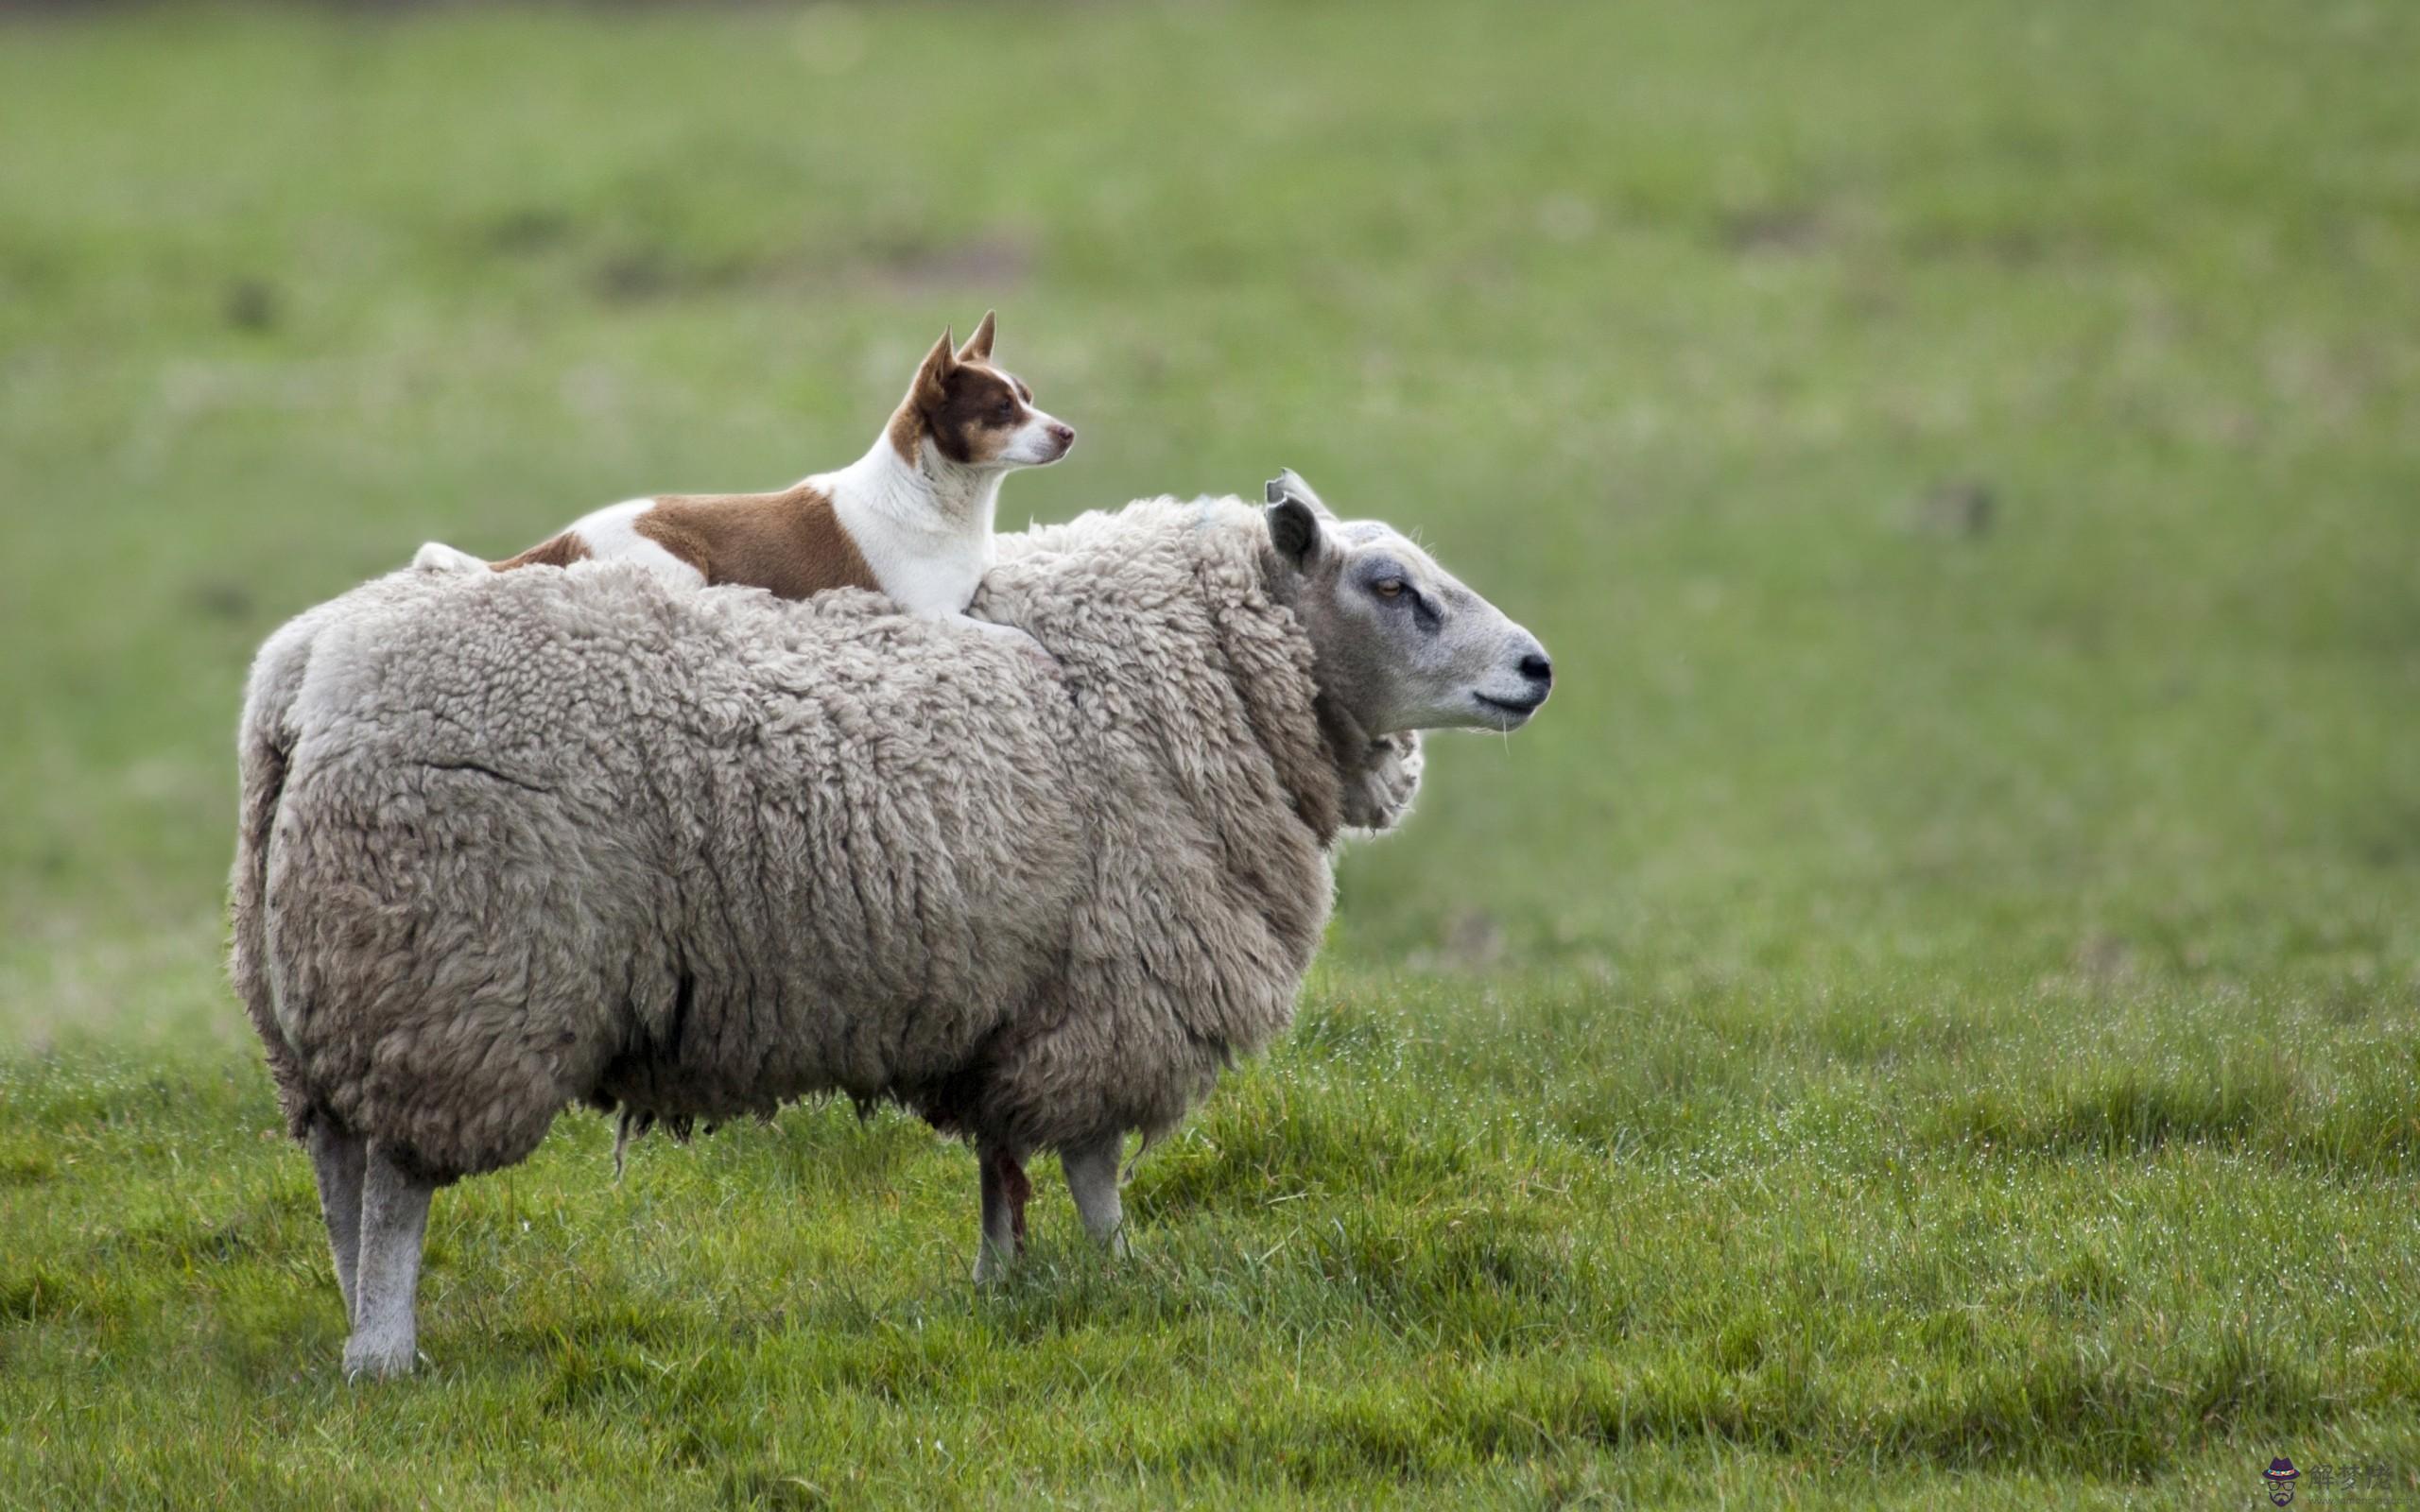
xmin=228 ymin=473 xmax=1551 ymax=1377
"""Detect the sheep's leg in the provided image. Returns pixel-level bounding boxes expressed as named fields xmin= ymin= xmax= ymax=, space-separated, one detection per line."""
xmin=973 ymin=1144 xmax=1030 ymax=1285
xmin=343 ymin=1142 xmax=434 ymax=1379
xmin=1062 ymin=1132 xmax=1129 ymax=1256
xmin=305 ymin=1120 xmax=367 ymax=1320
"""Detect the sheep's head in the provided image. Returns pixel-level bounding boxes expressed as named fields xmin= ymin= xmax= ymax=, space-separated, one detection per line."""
xmin=1260 ymin=468 xmax=1552 ymax=737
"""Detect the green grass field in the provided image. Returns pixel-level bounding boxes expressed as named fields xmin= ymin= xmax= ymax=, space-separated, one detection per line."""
xmin=5 ymin=2 xmax=2418 ymax=1505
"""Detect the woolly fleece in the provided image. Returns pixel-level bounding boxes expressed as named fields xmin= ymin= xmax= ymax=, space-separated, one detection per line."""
xmin=231 ymin=497 xmax=1399 ymax=1180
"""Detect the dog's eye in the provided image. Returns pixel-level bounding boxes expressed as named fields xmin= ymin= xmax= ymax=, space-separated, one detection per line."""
xmin=1373 ymin=578 xmax=1406 ymax=600
xmin=995 ymin=399 xmax=1018 ymax=421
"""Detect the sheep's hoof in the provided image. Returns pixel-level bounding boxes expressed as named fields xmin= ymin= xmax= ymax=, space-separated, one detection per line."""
xmin=972 ymin=1248 xmax=1012 ymax=1287
xmin=342 ymin=1332 xmax=421 ymax=1381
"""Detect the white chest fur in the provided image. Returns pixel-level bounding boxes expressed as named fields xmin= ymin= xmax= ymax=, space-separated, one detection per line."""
xmin=814 ymin=445 xmax=1005 ymax=618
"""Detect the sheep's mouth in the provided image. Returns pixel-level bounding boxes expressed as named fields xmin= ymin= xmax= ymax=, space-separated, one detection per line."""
xmin=1472 ymin=692 xmax=1544 ymax=729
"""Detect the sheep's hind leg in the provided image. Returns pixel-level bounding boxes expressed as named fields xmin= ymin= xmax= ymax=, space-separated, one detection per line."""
xmin=1062 ymin=1132 xmax=1129 ymax=1256
xmin=306 ymin=1120 xmax=367 ymax=1320
xmin=343 ymin=1142 xmax=434 ymax=1380
xmin=973 ymin=1143 xmax=1030 ymax=1285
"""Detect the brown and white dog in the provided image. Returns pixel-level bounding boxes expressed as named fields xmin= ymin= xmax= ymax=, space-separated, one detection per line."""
xmin=413 ymin=312 xmax=1075 ymax=625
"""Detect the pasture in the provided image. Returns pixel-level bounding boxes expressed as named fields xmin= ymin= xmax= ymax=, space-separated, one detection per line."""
xmin=3 ymin=2 xmax=2417 ymax=1505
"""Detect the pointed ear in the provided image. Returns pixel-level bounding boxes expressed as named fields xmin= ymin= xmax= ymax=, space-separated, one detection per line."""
xmin=1265 ymin=466 xmax=1336 ymax=521
xmin=956 ymin=309 xmax=996 ymax=364
xmin=911 ymin=328 xmax=956 ymax=407
xmin=1266 ymin=495 xmax=1329 ymax=571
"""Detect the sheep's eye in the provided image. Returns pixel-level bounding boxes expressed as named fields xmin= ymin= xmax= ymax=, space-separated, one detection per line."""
xmin=1373 ymin=578 xmax=1406 ymax=600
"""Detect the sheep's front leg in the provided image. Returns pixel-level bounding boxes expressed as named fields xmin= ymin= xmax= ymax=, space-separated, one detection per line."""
xmin=973 ymin=1143 xmax=1030 ymax=1285
xmin=1062 ymin=1131 xmax=1129 ymax=1256
xmin=343 ymin=1142 xmax=434 ymax=1379
xmin=306 ymin=1120 xmax=367 ymax=1320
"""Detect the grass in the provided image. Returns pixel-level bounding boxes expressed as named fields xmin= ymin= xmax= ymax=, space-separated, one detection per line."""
xmin=3 ymin=0 xmax=2418 ymax=1505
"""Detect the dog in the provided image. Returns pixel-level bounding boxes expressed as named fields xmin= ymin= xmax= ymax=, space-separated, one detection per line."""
xmin=413 ymin=312 xmax=1074 ymax=625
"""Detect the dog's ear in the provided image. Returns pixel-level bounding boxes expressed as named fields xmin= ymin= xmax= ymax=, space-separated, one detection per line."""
xmin=956 ymin=310 xmax=996 ymax=364
xmin=1265 ymin=466 xmax=1337 ymax=521
xmin=911 ymin=328 xmax=957 ymax=409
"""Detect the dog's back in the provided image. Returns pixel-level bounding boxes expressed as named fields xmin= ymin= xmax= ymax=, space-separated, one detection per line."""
xmin=420 ymin=312 xmax=1073 ymax=616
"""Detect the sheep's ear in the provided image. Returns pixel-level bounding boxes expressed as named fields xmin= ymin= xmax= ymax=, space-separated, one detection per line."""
xmin=911 ymin=328 xmax=957 ymax=407
xmin=956 ymin=310 xmax=996 ymax=364
xmin=1265 ymin=466 xmax=1336 ymax=521
xmin=1266 ymin=495 xmax=1330 ymax=570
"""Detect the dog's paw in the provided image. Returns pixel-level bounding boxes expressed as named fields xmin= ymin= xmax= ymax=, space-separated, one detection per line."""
xmin=412 ymin=541 xmax=487 ymax=576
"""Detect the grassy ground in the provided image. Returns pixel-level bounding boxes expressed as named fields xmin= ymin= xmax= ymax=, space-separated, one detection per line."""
xmin=4 ymin=1 xmax=2418 ymax=1505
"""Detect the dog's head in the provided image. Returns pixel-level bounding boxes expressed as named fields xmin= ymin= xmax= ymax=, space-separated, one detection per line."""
xmin=1261 ymin=468 xmax=1552 ymax=734
xmin=890 ymin=311 xmax=1076 ymax=472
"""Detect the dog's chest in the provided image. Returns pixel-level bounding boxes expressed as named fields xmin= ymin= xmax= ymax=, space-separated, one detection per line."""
xmin=834 ymin=506 xmax=993 ymax=616
xmin=865 ymin=529 xmax=990 ymax=615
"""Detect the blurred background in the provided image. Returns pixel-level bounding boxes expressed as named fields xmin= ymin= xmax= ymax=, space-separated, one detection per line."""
xmin=3 ymin=0 xmax=2415 ymax=1042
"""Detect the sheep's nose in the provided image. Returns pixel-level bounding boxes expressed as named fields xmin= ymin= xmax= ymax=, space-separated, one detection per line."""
xmin=1519 ymin=651 xmax=1553 ymax=689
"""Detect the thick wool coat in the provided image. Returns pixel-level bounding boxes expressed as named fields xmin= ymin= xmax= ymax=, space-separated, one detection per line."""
xmin=229 ymin=498 xmax=1364 ymax=1180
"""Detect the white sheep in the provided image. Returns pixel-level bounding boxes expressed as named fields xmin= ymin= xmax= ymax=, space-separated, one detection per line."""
xmin=228 ymin=475 xmax=1551 ymax=1377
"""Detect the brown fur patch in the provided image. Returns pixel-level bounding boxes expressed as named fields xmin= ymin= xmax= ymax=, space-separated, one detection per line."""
xmin=890 ymin=362 xmax=1024 ymax=467
xmin=884 ymin=321 xmax=1030 ymax=467
xmin=492 ymin=531 xmax=593 ymax=572
xmin=632 ymin=486 xmax=878 ymax=601
xmin=889 ymin=331 xmax=958 ymax=464
xmin=928 ymin=364 xmax=1023 ymax=465
xmin=886 ymin=395 xmax=926 ymax=466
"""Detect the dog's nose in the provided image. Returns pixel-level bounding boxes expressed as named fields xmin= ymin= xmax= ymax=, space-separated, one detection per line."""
xmin=1519 ymin=651 xmax=1553 ymax=688
xmin=1047 ymin=423 xmax=1076 ymax=448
